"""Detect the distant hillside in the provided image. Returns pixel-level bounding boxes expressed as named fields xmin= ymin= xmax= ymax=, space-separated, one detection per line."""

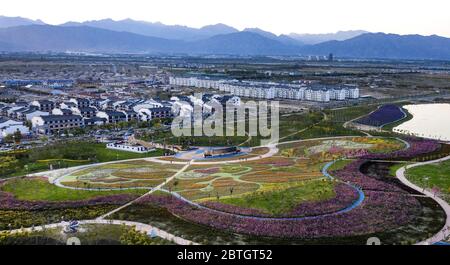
xmin=290 ymin=30 xmax=368 ymax=44
xmin=0 ymin=16 xmax=45 ymax=28
xmin=60 ymin=19 xmax=238 ymax=40
xmin=300 ymin=33 xmax=450 ymax=60
xmin=0 ymin=24 xmax=450 ymax=60
xmin=244 ymin=28 xmax=304 ymax=46
xmin=0 ymin=25 xmax=182 ymax=53
xmin=188 ymin=31 xmax=301 ymax=55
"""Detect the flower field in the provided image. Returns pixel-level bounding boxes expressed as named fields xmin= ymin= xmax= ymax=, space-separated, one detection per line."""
xmin=355 ymin=104 xmax=406 ymax=127
xmin=58 ymin=160 xmax=184 ymax=189
xmin=112 ymin=137 xmax=445 ymax=243
xmin=279 ymin=137 xmax=405 ymax=162
xmin=165 ymin=156 xmax=329 ymax=206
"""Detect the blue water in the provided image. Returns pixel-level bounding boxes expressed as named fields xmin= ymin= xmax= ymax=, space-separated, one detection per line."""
xmin=433 ymin=242 xmax=450 ymax=246
xmin=174 ymin=146 xmax=250 ymax=160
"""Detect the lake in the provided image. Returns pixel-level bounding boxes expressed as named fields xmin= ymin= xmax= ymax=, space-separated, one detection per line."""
xmin=393 ymin=104 xmax=450 ymax=141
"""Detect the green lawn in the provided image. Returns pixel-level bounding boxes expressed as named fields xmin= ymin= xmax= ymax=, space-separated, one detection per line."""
xmin=1 ymin=178 xmax=146 ymax=202
xmin=389 ymin=163 xmax=407 ymax=177
xmin=218 ymin=180 xmax=335 ymax=215
xmin=407 ymin=160 xmax=450 ymax=201
xmin=91 ymin=143 xmax=165 ymax=162
xmin=1 ymin=141 xmax=167 ymax=179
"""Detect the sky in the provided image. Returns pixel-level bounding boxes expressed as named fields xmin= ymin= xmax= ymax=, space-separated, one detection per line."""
xmin=2 ymin=0 xmax=450 ymax=37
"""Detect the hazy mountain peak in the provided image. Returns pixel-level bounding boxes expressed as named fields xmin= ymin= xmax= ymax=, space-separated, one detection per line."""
xmin=0 ymin=15 xmax=46 ymax=28
xmin=243 ymin=28 xmax=278 ymax=38
xmin=289 ymin=30 xmax=369 ymax=44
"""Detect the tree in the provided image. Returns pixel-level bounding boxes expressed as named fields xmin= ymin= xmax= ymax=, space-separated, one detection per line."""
xmin=13 ymin=129 xmax=22 ymax=144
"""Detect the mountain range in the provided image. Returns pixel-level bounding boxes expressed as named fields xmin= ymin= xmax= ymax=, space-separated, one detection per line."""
xmin=0 ymin=16 xmax=449 ymax=60
xmin=0 ymin=16 xmax=45 ymax=28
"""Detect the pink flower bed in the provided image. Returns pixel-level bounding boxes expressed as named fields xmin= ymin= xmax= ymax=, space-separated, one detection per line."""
xmin=194 ymin=167 xmax=221 ymax=174
xmin=362 ymin=138 xmax=440 ymax=160
xmin=136 ymin=192 xmax=420 ymax=239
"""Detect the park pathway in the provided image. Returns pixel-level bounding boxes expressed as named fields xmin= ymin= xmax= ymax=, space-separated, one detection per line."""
xmin=5 ymin=219 xmax=197 ymax=245
xmin=97 ymin=162 xmax=192 ymax=220
xmin=396 ymin=155 xmax=450 ymax=245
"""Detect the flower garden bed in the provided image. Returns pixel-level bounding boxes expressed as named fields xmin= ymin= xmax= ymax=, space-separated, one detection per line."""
xmin=355 ymin=105 xmax=406 ymax=128
xmin=133 ymin=191 xmax=421 ymax=239
xmin=199 ymin=183 xmax=359 ymax=218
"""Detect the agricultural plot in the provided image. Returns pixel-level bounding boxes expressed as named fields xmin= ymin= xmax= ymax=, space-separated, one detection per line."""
xmin=58 ymin=160 xmax=183 ymax=189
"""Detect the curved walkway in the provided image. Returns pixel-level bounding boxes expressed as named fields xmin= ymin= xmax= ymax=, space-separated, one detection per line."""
xmin=396 ymin=155 xmax=450 ymax=245
xmin=5 ymin=219 xmax=197 ymax=245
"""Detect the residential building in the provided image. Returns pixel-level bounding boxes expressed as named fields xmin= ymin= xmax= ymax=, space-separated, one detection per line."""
xmin=31 ymin=115 xmax=83 ymax=135
xmin=31 ymin=100 xmax=55 ymax=112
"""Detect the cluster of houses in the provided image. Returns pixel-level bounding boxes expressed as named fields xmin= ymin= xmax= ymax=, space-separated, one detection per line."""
xmin=169 ymin=77 xmax=360 ymax=102
xmin=0 ymin=93 xmax=242 ymax=139
xmin=4 ymin=79 xmax=74 ymax=89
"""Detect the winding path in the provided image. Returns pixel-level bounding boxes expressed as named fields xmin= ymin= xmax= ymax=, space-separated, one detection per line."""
xmin=396 ymin=156 xmax=450 ymax=245
xmin=6 ymin=219 xmax=197 ymax=245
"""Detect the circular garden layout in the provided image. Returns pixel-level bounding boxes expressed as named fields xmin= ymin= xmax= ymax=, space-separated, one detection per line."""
xmin=0 ymin=136 xmax=447 ymax=245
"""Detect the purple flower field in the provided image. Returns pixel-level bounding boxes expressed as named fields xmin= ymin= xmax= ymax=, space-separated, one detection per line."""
xmin=356 ymin=104 xmax=405 ymax=127
xmin=362 ymin=138 xmax=440 ymax=160
xmin=136 ymin=191 xmax=420 ymax=239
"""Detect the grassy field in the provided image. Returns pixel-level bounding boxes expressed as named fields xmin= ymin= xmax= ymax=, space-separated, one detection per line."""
xmin=219 ymin=180 xmax=335 ymax=215
xmin=1 ymin=178 xmax=145 ymax=202
xmin=0 ymin=141 xmax=166 ymax=179
xmin=59 ymin=160 xmax=183 ymax=190
xmin=407 ymin=160 xmax=450 ymax=202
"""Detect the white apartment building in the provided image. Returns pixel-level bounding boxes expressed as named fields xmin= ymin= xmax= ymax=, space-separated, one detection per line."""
xmin=170 ymin=76 xmax=359 ymax=103
xmin=106 ymin=142 xmax=154 ymax=153
xmin=32 ymin=115 xmax=84 ymax=135
xmin=305 ymin=89 xmax=330 ymax=102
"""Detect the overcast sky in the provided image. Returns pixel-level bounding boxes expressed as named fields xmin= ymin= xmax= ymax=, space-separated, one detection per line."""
xmin=2 ymin=0 xmax=450 ymax=36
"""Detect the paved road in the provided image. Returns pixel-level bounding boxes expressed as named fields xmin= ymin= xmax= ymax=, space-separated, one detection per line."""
xmin=5 ymin=219 xmax=197 ymax=245
xmin=396 ymin=156 xmax=450 ymax=245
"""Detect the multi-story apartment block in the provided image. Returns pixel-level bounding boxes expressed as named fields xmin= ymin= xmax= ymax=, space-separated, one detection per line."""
xmin=96 ymin=111 xmax=127 ymax=124
xmin=31 ymin=115 xmax=84 ymax=135
xmin=31 ymin=100 xmax=55 ymax=112
xmin=69 ymin=98 xmax=90 ymax=108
